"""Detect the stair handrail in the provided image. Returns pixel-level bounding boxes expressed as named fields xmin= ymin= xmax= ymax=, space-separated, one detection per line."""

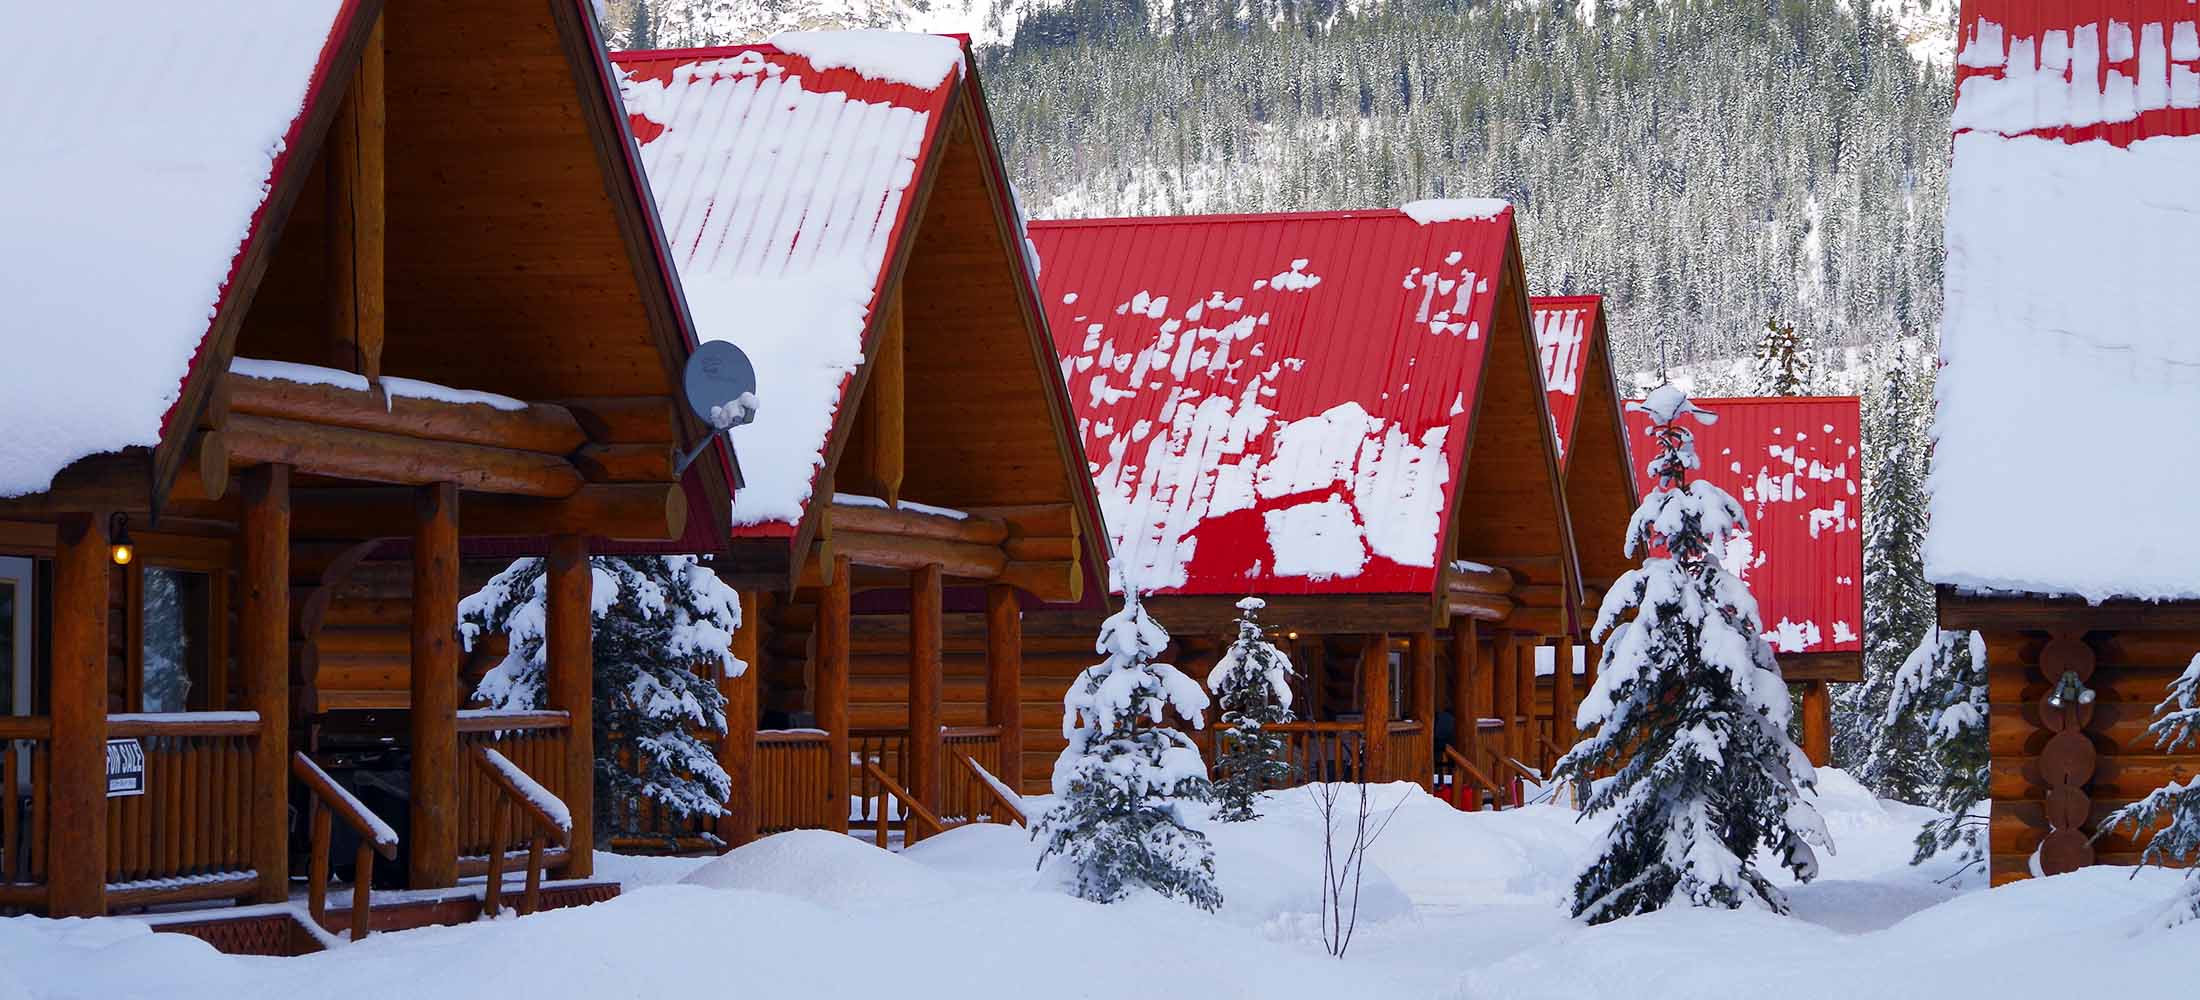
xmin=954 ymin=752 xmax=1026 ymax=827
xmin=861 ymin=761 xmax=945 ymax=848
xmin=473 ymin=747 xmax=571 ymax=918
xmin=1440 ymin=745 xmax=1506 ymax=812
xmin=291 ymin=751 xmax=400 ymax=941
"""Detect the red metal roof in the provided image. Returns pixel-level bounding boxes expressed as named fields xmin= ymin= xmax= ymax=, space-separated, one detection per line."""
xmin=1532 ymin=295 xmax=1599 ymax=466
xmin=1623 ymin=397 xmax=1864 ymax=656
xmin=1029 ymin=208 xmax=1517 ymax=598
xmin=614 ymin=41 xmax=960 ymax=543
xmin=1954 ymin=1 xmax=2200 ymax=144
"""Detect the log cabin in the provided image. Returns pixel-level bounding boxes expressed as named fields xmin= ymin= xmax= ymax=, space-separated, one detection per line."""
xmin=1930 ymin=2 xmax=2200 ymax=884
xmin=609 ymin=36 xmax=1110 ymax=842
xmin=1509 ymin=297 xmax=1638 ymax=782
xmin=1619 ymin=395 xmax=1865 ymax=765
xmin=0 ymin=0 xmax=741 ymax=924
xmin=1026 ymin=206 xmax=1587 ymax=797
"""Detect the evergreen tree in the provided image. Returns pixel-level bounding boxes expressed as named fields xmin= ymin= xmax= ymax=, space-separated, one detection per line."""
xmin=1839 ymin=355 xmax=1935 ymax=799
xmin=1555 ymin=385 xmax=1828 ymax=924
xmin=1885 ymin=628 xmax=1986 ymax=871
xmin=1752 ymin=317 xmax=1815 ymax=395
xmin=1037 ymin=584 xmax=1221 ymax=910
xmin=628 ymin=0 xmax=655 ymax=50
xmin=461 ymin=555 xmax=743 ymax=841
xmin=2100 ymin=655 xmax=2200 ymax=926
xmin=1206 ymin=597 xmax=1297 ymax=821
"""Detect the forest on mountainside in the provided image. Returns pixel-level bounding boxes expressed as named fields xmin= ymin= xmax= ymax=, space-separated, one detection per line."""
xmin=602 ymin=0 xmax=1954 ymax=383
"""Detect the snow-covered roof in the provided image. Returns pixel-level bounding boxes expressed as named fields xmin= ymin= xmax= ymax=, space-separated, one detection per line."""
xmin=1926 ymin=3 xmax=2200 ymax=603
xmin=1029 ymin=208 xmax=1520 ymax=597
xmin=1532 ymin=296 xmax=1600 ymax=465
xmin=0 ymin=2 xmax=356 ymax=497
xmin=1624 ymin=397 xmax=1863 ymax=657
xmin=614 ymin=34 xmax=967 ymax=538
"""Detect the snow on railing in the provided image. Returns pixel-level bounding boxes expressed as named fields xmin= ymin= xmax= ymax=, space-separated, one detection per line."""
xmin=480 ymin=748 xmax=571 ymax=835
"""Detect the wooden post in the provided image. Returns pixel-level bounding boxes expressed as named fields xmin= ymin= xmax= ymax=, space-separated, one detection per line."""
xmin=1519 ymin=638 xmax=1540 ymax=769
xmin=1554 ymin=634 xmax=1577 ymax=755
xmin=1800 ymin=681 xmax=1832 ymax=767
xmin=327 ymin=13 xmax=385 ymax=383
xmin=239 ymin=464 xmax=291 ymax=903
xmin=1360 ymin=634 xmax=1390 ymax=782
xmin=409 ymin=483 xmax=459 ymax=888
xmin=717 ymin=590 xmax=760 ymax=847
xmin=855 ymin=292 xmax=905 ymax=503
xmin=48 ymin=514 xmax=109 ymax=916
xmin=907 ymin=563 xmax=944 ymax=835
xmin=1449 ymin=619 xmax=1478 ymax=763
xmin=545 ymin=535 xmax=592 ymax=876
xmin=1490 ymin=628 xmax=1517 ymax=769
xmin=817 ymin=555 xmax=852 ymax=833
xmin=984 ymin=584 xmax=1023 ymax=796
xmin=1410 ymin=631 xmax=1435 ymax=791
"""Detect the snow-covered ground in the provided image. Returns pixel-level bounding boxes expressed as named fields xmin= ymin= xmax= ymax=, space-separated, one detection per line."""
xmin=2 ymin=770 xmax=2189 ymax=999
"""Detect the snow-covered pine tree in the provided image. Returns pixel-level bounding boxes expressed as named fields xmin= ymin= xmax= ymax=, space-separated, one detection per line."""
xmin=1752 ymin=317 xmax=1815 ymax=396
xmin=1884 ymin=628 xmax=1986 ymax=870
xmin=1037 ymin=583 xmax=1221 ymax=910
xmin=1840 ymin=356 xmax=1935 ymax=799
xmin=1554 ymin=385 xmax=1829 ymax=924
xmin=2100 ymin=654 xmax=2200 ymax=926
xmin=1206 ymin=597 xmax=1297 ymax=821
xmin=461 ymin=555 xmax=743 ymax=841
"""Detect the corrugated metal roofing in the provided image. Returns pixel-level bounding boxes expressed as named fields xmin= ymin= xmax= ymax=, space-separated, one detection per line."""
xmin=1029 ymin=208 xmax=1517 ymax=598
xmin=1953 ymin=1 xmax=2200 ymax=143
xmin=1532 ymin=295 xmax=1599 ymax=466
xmin=1624 ymin=396 xmax=1864 ymax=656
xmin=614 ymin=42 xmax=960 ymax=540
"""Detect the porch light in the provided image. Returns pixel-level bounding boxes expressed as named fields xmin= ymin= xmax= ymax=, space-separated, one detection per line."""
xmin=108 ymin=512 xmax=134 ymax=566
xmin=1286 ymin=631 xmax=1299 ymax=640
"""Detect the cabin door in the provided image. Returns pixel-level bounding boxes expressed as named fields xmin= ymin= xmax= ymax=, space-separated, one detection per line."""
xmin=0 ymin=557 xmax=28 ymax=793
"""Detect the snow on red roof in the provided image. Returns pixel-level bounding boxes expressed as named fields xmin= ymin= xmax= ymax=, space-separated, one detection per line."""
xmin=614 ymin=36 xmax=965 ymax=538
xmin=1625 ymin=397 xmax=1863 ymax=656
xmin=1029 ymin=208 xmax=1516 ymax=598
xmin=1532 ymin=295 xmax=1600 ymax=465
xmin=0 ymin=2 xmax=360 ymax=497
xmin=1932 ymin=2 xmax=2200 ymax=602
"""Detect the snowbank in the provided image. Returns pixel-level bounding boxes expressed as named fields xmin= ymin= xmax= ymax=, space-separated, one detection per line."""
xmin=680 ymin=830 xmax=950 ymax=906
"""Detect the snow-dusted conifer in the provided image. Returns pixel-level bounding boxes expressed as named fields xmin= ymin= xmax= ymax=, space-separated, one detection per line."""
xmin=1884 ymin=628 xmax=1987 ymax=869
xmin=1752 ymin=317 xmax=1814 ymax=396
xmin=461 ymin=555 xmax=743 ymax=841
xmin=1037 ymin=581 xmax=1220 ymax=910
xmin=1842 ymin=357 xmax=1935 ymax=800
xmin=2101 ymin=655 xmax=2200 ymax=926
xmin=1555 ymin=385 xmax=1829 ymax=923
xmin=1207 ymin=597 xmax=1297 ymax=821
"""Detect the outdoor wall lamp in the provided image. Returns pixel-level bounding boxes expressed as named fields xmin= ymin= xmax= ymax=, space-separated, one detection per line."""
xmin=109 ymin=512 xmax=134 ymax=566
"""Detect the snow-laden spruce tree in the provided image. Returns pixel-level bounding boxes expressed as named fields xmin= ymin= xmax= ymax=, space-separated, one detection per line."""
xmin=1554 ymin=385 xmax=1829 ymax=923
xmin=2101 ymin=654 xmax=2200 ymax=926
xmin=1753 ymin=317 xmax=1814 ymax=396
xmin=1037 ymin=581 xmax=1221 ymax=910
xmin=1841 ymin=357 xmax=1936 ymax=800
xmin=1884 ymin=628 xmax=1987 ymax=871
xmin=1206 ymin=597 xmax=1297 ymax=821
xmin=461 ymin=555 xmax=743 ymax=840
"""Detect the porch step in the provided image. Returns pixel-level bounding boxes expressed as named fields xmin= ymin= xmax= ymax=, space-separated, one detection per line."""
xmin=148 ymin=879 xmax=622 ymax=955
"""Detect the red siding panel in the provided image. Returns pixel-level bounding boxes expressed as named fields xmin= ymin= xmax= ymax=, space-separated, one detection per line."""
xmin=1623 ymin=396 xmax=1865 ymax=656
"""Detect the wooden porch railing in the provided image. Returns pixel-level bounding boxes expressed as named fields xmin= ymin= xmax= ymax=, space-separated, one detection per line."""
xmin=850 ymin=728 xmax=910 ymax=828
xmin=1385 ymin=721 xmax=1427 ymax=787
xmin=860 ymin=762 xmax=943 ymax=849
xmin=1437 ymin=745 xmax=1512 ymax=811
xmin=1 ymin=717 xmax=49 ymax=909
xmin=756 ymin=730 xmax=837 ymax=833
xmin=291 ymin=752 xmax=399 ymax=941
xmin=456 ymin=711 xmax=570 ymax=873
xmin=940 ymin=726 xmax=1008 ymax=824
xmin=1264 ymin=722 xmax=1367 ymax=783
xmin=102 ymin=713 xmax=261 ymax=908
xmin=474 ymin=747 xmax=572 ymax=918
xmin=955 ymin=752 xmax=1026 ymax=827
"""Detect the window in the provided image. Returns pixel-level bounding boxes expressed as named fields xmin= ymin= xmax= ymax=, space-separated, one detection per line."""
xmin=140 ymin=568 xmax=210 ymax=713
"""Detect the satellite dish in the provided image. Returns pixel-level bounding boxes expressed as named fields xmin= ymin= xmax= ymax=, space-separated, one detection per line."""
xmin=683 ymin=340 xmax=759 ymax=431
xmin=673 ymin=341 xmax=759 ymax=476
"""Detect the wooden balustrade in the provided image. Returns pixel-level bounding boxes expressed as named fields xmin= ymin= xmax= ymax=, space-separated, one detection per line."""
xmin=756 ymin=731 xmax=838 ymax=833
xmin=954 ymin=752 xmax=1025 ymax=827
xmin=1385 ymin=721 xmax=1427 ymax=788
xmin=456 ymin=712 xmax=570 ymax=872
xmin=1 ymin=719 xmax=50 ymax=909
xmin=292 ymin=752 xmax=399 ymax=941
xmin=940 ymin=726 xmax=1008 ymax=825
xmin=1266 ymin=722 xmax=1367 ymax=784
xmin=1437 ymin=745 xmax=1512 ymax=811
xmin=474 ymin=748 xmax=572 ymax=918
xmin=101 ymin=714 xmax=261 ymax=907
xmin=860 ymin=762 xmax=944 ymax=849
xmin=850 ymin=728 xmax=910 ymax=828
